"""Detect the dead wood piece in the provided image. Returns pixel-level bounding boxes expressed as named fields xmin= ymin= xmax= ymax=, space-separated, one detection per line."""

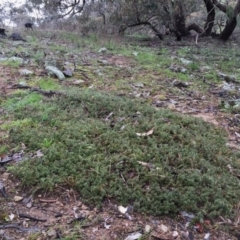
xmin=0 ymin=224 xmax=29 ymax=232
xmin=19 ymin=213 xmax=47 ymax=222
xmin=11 ymin=84 xmax=65 ymax=97
xmin=39 ymin=198 xmax=58 ymax=203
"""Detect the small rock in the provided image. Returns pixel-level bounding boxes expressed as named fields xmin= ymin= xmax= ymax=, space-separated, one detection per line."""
xmin=204 ymin=233 xmax=210 ymax=240
xmin=179 ymin=58 xmax=193 ymax=65
xmin=2 ymin=172 xmax=10 ymax=180
xmin=14 ymin=196 xmax=23 ymax=202
xmin=145 ymin=225 xmax=151 ymax=233
xmin=125 ymin=232 xmax=142 ymax=240
xmin=64 ymin=61 xmax=75 ymax=71
xmin=71 ymin=79 xmax=85 ymax=85
xmin=181 ymin=68 xmax=187 ymax=73
xmin=81 ymin=204 xmax=88 ymax=210
xmin=18 ymin=81 xmax=28 ymax=87
xmin=181 ymin=231 xmax=189 ymax=238
xmin=172 ymin=231 xmax=178 ymax=238
xmin=45 ymin=65 xmax=65 ymax=80
xmin=47 ymin=229 xmax=57 ymax=238
xmin=169 ymin=65 xmax=187 ymax=73
xmin=98 ymin=60 xmax=108 ymax=65
xmin=173 ymin=79 xmax=189 ymax=88
xmin=134 ymin=82 xmax=144 ymax=88
xmin=98 ymin=47 xmax=107 ymax=53
xmin=201 ymin=66 xmax=211 ymax=71
xmin=9 ymin=57 xmax=24 ymax=64
xmin=0 ymin=57 xmax=8 ymax=61
xmin=94 ymin=69 xmax=103 ymax=76
xmin=80 ymin=210 xmax=91 ymax=217
xmin=218 ymin=72 xmax=237 ymax=83
xmin=63 ymin=68 xmax=73 ymax=77
xmin=26 ymin=202 xmax=33 ymax=208
xmin=180 ymin=211 xmax=195 ymax=219
xmin=167 ymin=104 xmax=176 ymax=110
xmin=118 ymin=205 xmax=128 ymax=214
xmin=92 ymin=227 xmax=98 ymax=233
xmin=19 ymin=69 xmax=34 ymax=76
xmin=159 ymin=224 xmax=169 ymax=233
xmin=9 ymin=213 xmax=15 ymax=221
xmin=132 ymin=51 xmax=138 ymax=56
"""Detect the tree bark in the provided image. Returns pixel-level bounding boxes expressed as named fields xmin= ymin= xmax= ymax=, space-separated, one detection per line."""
xmin=219 ymin=18 xmax=237 ymax=40
xmin=202 ymin=0 xmax=215 ymax=36
xmin=219 ymin=0 xmax=240 ymax=41
xmin=174 ymin=1 xmax=189 ymax=37
xmin=212 ymin=0 xmax=227 ymax=13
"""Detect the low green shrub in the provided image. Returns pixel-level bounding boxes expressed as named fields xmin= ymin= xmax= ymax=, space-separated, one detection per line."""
xmin=5 ymin=89 xmax=240 ymax=218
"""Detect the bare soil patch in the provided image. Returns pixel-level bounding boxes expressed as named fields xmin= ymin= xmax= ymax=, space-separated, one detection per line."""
xmin=0 ymin=173 xmax=237 ymax=239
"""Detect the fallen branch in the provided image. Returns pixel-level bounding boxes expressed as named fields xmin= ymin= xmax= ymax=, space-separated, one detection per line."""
xmin=10 ymin=84 xmax=65 ymax=97
xmin=0 ymin=223 xmax=40 ymax=232
xmin=19 ymin=213 xmax=47 ymax=222
xmin=39 ymin=198 xmax=58 ymax=203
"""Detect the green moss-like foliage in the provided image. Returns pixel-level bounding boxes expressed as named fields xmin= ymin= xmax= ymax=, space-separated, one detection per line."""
xmin=6 ymin=89 xmax=240 ymax=218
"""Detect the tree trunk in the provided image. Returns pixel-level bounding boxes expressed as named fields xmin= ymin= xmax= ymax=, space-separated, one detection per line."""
xmin=202 ymin=0 xmax=215 ymax=36
xmin=118 ymin=24 xmax=127 ymax=35
xmin=212 ymin=0 xmax=227 ymax=13
xmin=174 ymin=1 xmax=189 ymax=37
xmin=219 ymin=0 xmax=240 ymax=41
xmin=219 ymin=18 xmax=237 ymax=41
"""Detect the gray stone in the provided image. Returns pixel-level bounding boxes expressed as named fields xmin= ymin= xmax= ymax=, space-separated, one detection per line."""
xmin=179 ymin=58 xmax=193 ymax=65
xmin=19 ymin=69 xmax=34 ymax=76
xmin=63 ymin=68 xmax=73 ymax=77
xmin=47 ymin=229 xmax=57 ymax=238
xmin=9 ymin=57 xmax=24 ymax=64
xmin=218 ymin=72 xmax=237 ymax=83
xmin=45 ymin=65 xmax=65 ymax=80
xmin=98 ymin=47 xmax=107 ymax=53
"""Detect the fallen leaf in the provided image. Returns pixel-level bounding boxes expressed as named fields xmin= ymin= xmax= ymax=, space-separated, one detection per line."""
xmin=159 ymin=224 xmax=169 ymax=233
xmin=137 ymin=161 xmax=154 ymax=169
xmin=145 ymin=225 xmax=151 ymax=233
xmin=36 ymin=150 xmax=44 ymax=157
xmin=9 ymin=213 xmax=15 ymax=221
xmin=125 ymin=232 xmax=142 ymax=240
xmin=204 ymin=233 xmax=210 ymax=240
xmin=195 ymin=222 xmax=203 ymax=233
xmin=136 ymin=128 xmax=154 ymax=137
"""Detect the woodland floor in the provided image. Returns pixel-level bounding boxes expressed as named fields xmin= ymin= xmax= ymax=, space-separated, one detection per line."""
xmin=1 ymin=31 xmax=240 ymax=239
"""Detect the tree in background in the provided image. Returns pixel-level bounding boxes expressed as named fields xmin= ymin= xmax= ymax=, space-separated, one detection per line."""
xmin=1 ymin=0 xmax=240 ymax=41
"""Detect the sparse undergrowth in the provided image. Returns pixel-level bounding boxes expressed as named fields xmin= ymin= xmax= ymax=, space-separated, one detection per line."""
xmin=2 ymin=89 xmax=240 ymax=219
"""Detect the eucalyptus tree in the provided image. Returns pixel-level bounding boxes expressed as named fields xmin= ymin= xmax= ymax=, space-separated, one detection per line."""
xmin=108 ymin=0 xmax=240 ymax=41
xmin=23 ymin=0 xmax=240 ymax=41
xmin=105 ymin=0 xmax=198 ymax=40
xmin=25 ymin=0 xmax=87 ymax=19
